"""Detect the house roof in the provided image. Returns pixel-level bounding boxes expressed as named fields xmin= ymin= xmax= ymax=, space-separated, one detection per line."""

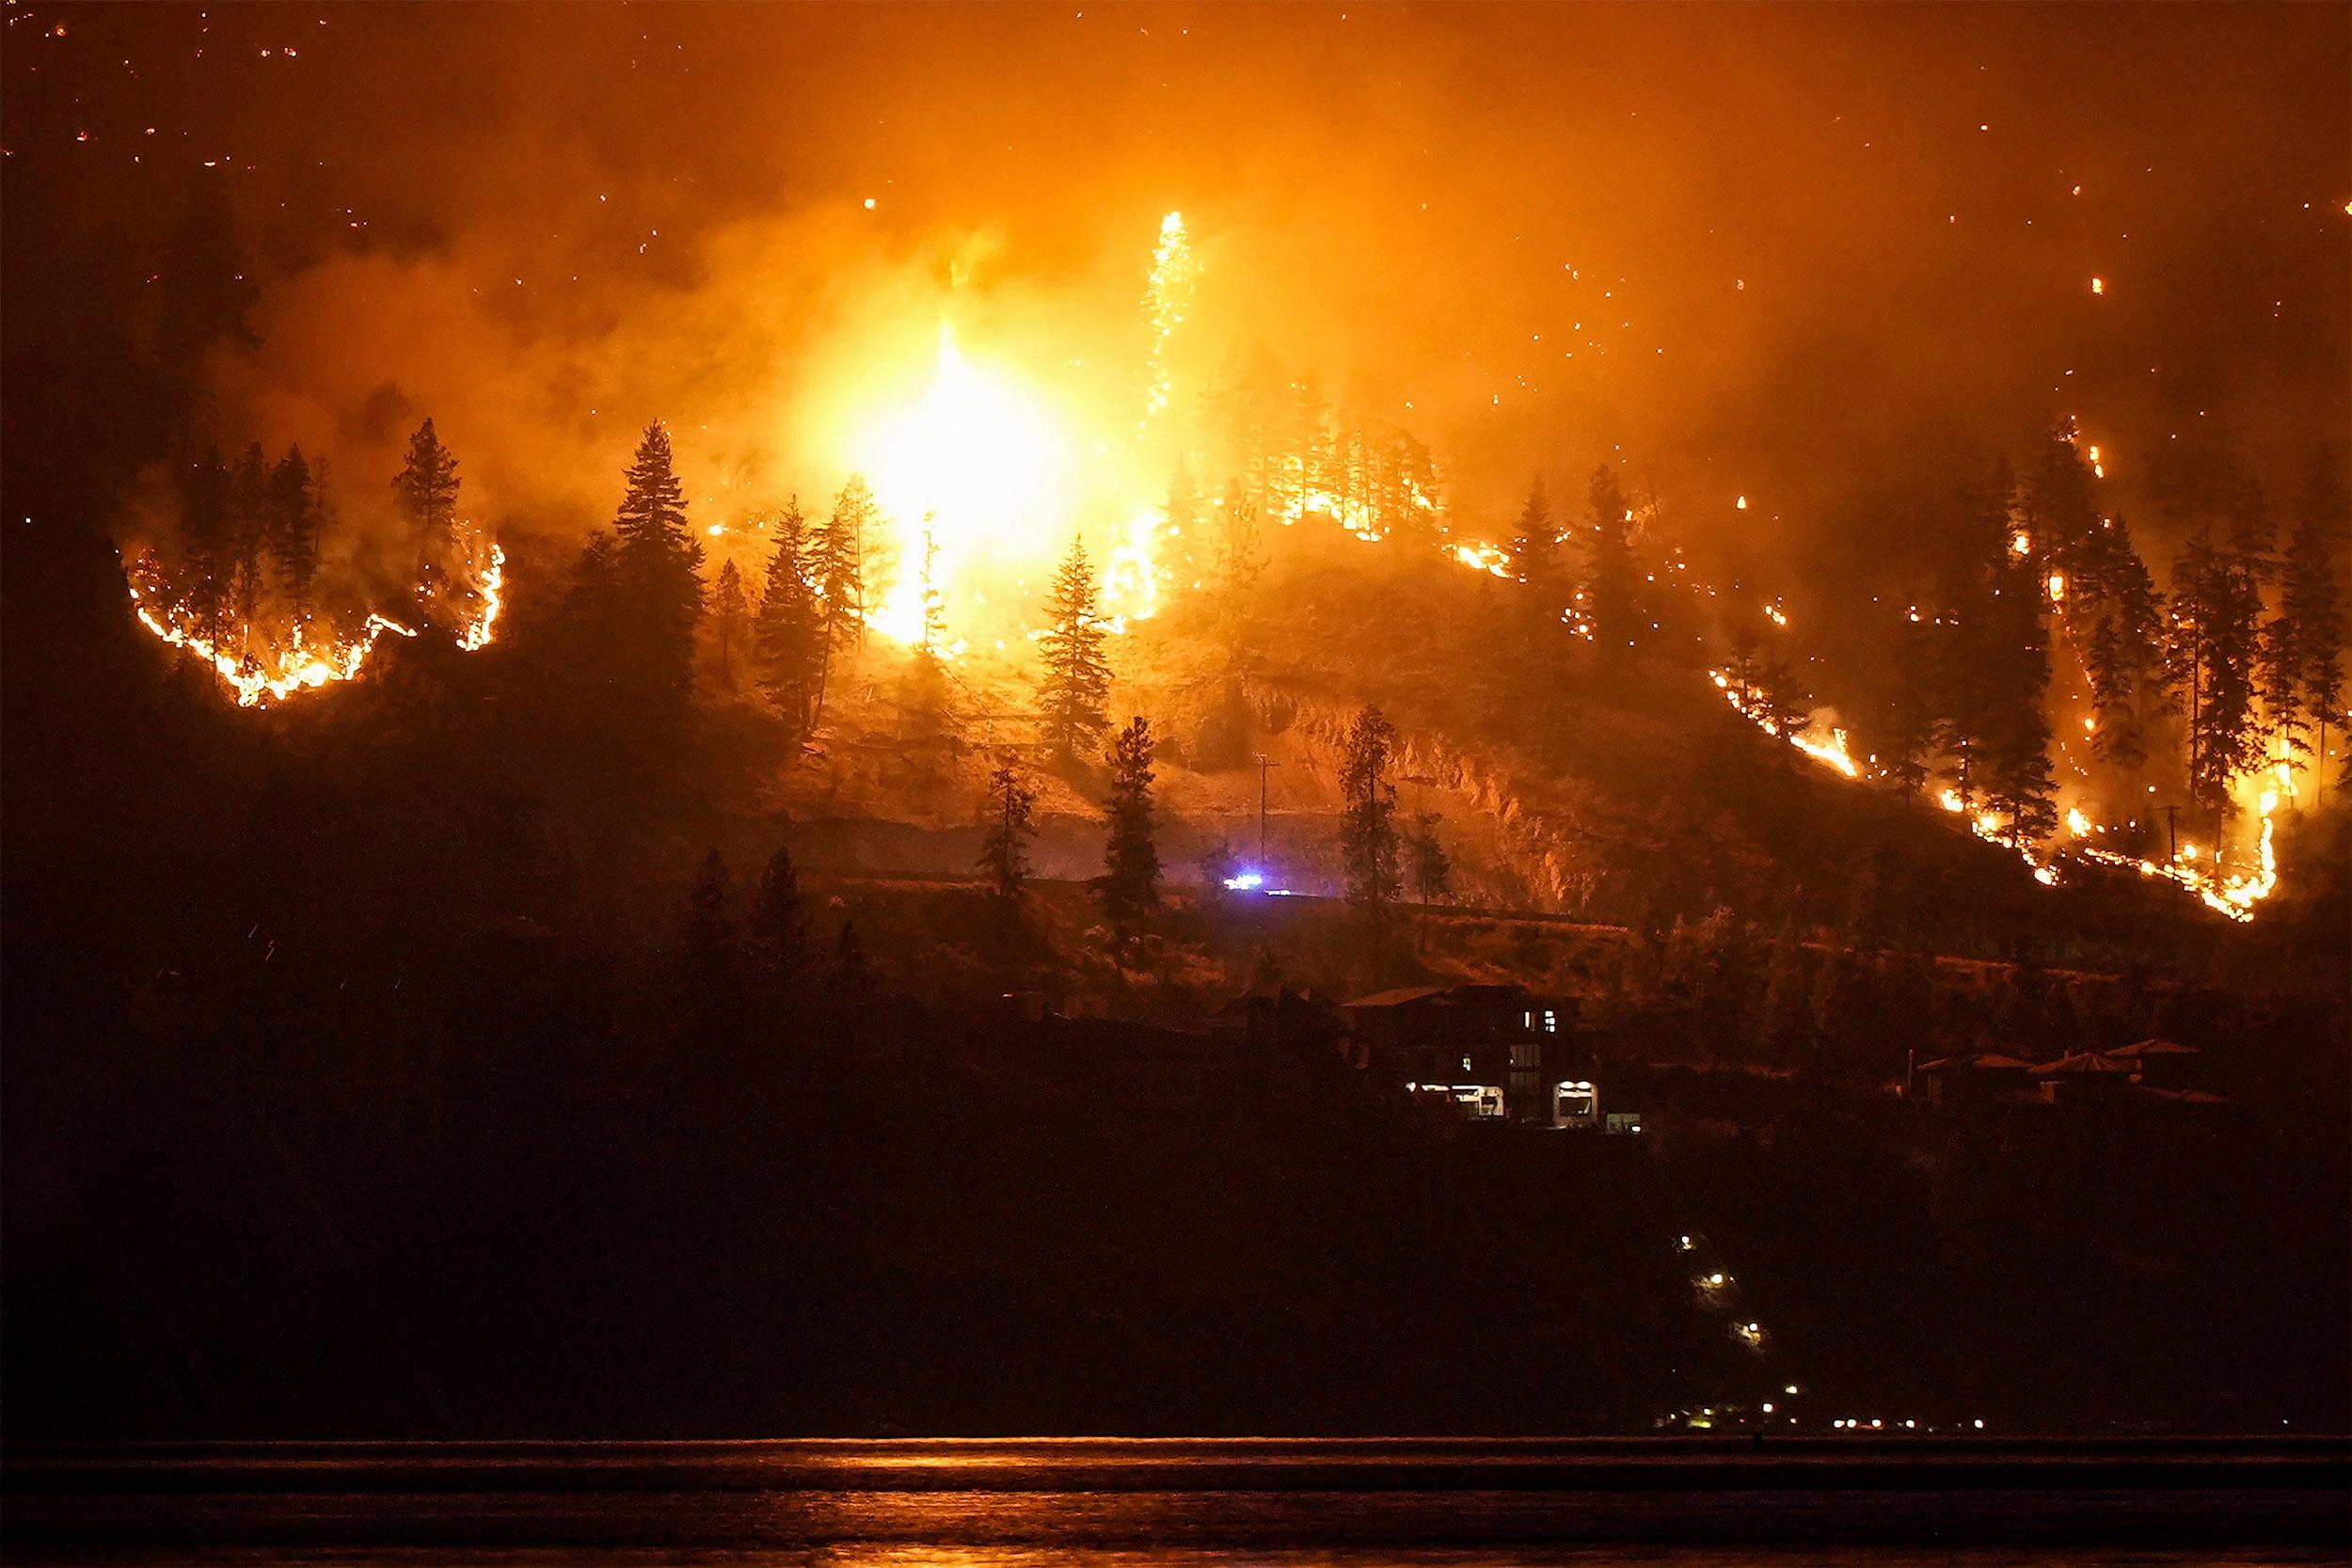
xmin=2108 ymin=1037 xmax=2200 ymax=1058
xmin=1915 ymin=1052 xmax=2034 ymax=1074
xmin=2030 ymin=1051 xmax=2137 ymax=1077
xmin=1344 ymin=985 xmax=1454 ymax=1009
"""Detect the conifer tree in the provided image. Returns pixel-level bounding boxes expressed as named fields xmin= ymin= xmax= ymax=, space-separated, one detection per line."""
xmin=1211 ymin=485 xmax=1265 ymax=657
xmin=612 ymin=420 xmax=707 ymax=706
xmin=1582 ymin=464 xmax=1639 ymax=656
xmin=1406 ymin=811 xmax=1454 ymax=903
xmin=1037 ymin=535 xmax=1113 ymax=754
xmin=978 ymin=752 xmax=1038 ymax=905
xmin=1981 ymin=486 xmax=2058 ymax=844
xmin=262 ymin=448 xmax=319 ymax=620
xmin=393 ymin=418 xmax=461 ymax=569
xmin=1510 ymin=476 xmax=1565 ymax=659
xmin=1098 ymin=716 xmax=1161 ymax=932
xmin=227 ymin=443 xmax=269 ymax=643
xmin=1881 ymin=603 xmax=1938 ymax=800
xmin=1339 ymin=705 xmax=1402 ymax=911
xmin=819 ymin=475 xmax=881 ymax=657
xmin=901 ymin=522 xmax=954 ymax=749
xmin=2082 ymin=515 xmax=2168 ymax=781
xmin=748 ymin=843 xmax=810 ymax=992
xmin=753 ymin=499 xmax=828 ymax=736
xmin=2276 ymin=467 xmax=2345 ymax=785
xmin=2168 ymin=522 xmax=2263 ymax=812
xmin=1932 ymin=463 xmax=2018 ymax=805
xmin=181 ymin=448 xmax=233 ymax=646
xmin=681 ymin=848 xmax=736 ymax=1020
xmin=711 ymin=559 xmax=749 ymax=686
xmin=1165 ymin=459 xmax=1203 ymax=589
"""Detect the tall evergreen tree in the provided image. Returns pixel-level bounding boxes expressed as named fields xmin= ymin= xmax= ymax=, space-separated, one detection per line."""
xmin=1881 ymin=602 xmax=1938 ymax=800
xmin=900 ymin=522 xmax=955 ymax=750
xmin=977 ymin=753 xmax=1038 ymax=905
xmin=1931 ymin=462 xmax=2017 ymax=805
xmin=1581 ymin=464 xmax=1639 ymax=656
xmin=753 ymin=499 xmax=828 ymax=736
xmin=180 ymin=448 xmax=233 ymax=646
xmin=1338 ymin=705 xmax=1402 ymax=911
xmin=264 ymin=447 xmax=318 ymax=617
xmin=393 ymin=418 xmax=461 ymax=578
xmin=1037 ymin=535 xmax=1113 ymax=754
xmin=711 ymin=558 xmax=749 ymax=686
xmin=1211 ymin=486 xmax=1265 ymax=657
xmin=819 ymin=475 xmax=881 ymax=656
xmin=2168 ymin=522 xmax=2263 ymax=812
xmin=611 ymin=420 xmax=707 ymax=707
xmin=2082 ymin=515 xmax=2168 ymax=782
xmin=1406 ymin=811 xmax=1454 ymax=903
xmin=681 ymin=848 xmax=736 ymax=1022
xmin=1098 ymin=716 xmax=1161 ymax=932
xmin=2276 ymin=467 xmax=2345 ymax=786
xmin=1981 ymin=474 xmax=2058 ymax=843
xmin=226 ymin=443 xmax=269 ymax=645
xmin=747 ymin=843 xmax=810 ymax=994
xmin=1510 ymin=476 xmax=1565 ymax=659
xmin=1165 ymin=459 xmax=1203 ymax=589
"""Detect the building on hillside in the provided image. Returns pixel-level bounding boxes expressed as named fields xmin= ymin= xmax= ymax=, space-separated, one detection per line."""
xmin=2105 ymin=1037 xmax=2203 ymax=1092
xmin=2028 ymin=1050 xmax=2138 ymax=1105
xmin=1908 ymin=1051 xmax=2037 ymax=1107
xmin=1343 ymin=983 xmax=1604 ymax=1128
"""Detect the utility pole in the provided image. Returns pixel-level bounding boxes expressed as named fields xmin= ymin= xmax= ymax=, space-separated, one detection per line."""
xmin=1253 ymin=754 xmax=1280 ymax=863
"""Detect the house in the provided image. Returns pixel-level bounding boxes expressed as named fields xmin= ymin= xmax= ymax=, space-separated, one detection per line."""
xmin=1343 ymin=983 xmax=1601 ymax=1127
xmin=1910 ymin=1051 xmax=2037 ymax=1106
xmin=2105 ymin=1037 xmax=2203 ymax=1092
xmin=2028 ymin=1050 xmax=2138 ymax=1105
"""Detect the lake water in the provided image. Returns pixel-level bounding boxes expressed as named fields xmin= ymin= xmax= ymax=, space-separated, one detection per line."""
xmin=5 ymin=1438 xmax=2345 ymax=1565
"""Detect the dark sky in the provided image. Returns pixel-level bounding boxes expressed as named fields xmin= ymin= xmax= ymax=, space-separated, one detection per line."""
xmin=5 ymin=2 xmax=2346 ymax=568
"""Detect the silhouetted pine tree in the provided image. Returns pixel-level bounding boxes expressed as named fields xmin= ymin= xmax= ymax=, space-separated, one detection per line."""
xmin=819 ymin=475 xmax=881 ymax=657
xmin=1339 ymin=705 xmax=1401 ymax=911
xmin=2274 ymin=463 xmax=2346 ymax=784
xmin=181 ymin=448 xmax=233 ymax=646
xmin=753 ymin=499 xmax=827 ymax=737
xmin=2083 ymin=515 xmax=2168 ymax=781
xmin=978 ymin=753 xmax=1037 ymax=905
xmin=1581 ymin=464 xmax=1639 ymax=657
xmin=1098 ymin=716 xmax=1160 ymax=933
xmin=748 ymin=843 xmax=810 ymax=994
xmin=1509 ymin=476 xmax=1564 ymax=661
xmin=1981 ymin=480 xmax=2058 ymax=844
xmin=1211 ymin=484 xmax=1265 ymax=658
xmin=2168 ymin=522 xmax=2262 ymax=812
xmin=1406 ymin=811 xmax=1454 ymax=903
xmin=681 ymin=848 xmax=736 ymax=1022
xmin=393 ymin=419 xmax=461 ymax=591
xmin=1881 ymin=602 xmax=1937 ymax=800
xmin=900 ymin=522 xmax=954 ymax=751
xmin=1931 ymin=463 xmax=2016 ymax=805
xmin=226 ymin=444 xmax=269 ymax=646
xmin=612 ymin=421 xmax=707 ymax=709
xmin=711 ymin=559 xmax=749 ymax=687
xmin=264 ymin=448 xmax=318 ymax=617
xmin=1037 ymin=535 xmax=1112 ymax=754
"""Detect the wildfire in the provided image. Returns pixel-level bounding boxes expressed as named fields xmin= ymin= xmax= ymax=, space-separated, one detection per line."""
xmin=1141 ymin=210 xmax=1197 ymax=431
xmin=1708 ymin=670 xmax=1861 ymax=778
xmin=132 ymin=594 xmax=418 ymax=707
xmin=126 ymin=523 xmax=505 ymax=707
xmin=1453 ymin=541 xmax=1514 ymax=578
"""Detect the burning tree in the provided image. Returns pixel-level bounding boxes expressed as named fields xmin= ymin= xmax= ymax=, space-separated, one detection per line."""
xmin=1036 ymin=535 xmax=1112 ymax=755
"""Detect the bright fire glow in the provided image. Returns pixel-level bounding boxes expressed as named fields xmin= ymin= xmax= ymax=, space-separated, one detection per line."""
xmin=850 ymin=322 xmax=1080 ymax=643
